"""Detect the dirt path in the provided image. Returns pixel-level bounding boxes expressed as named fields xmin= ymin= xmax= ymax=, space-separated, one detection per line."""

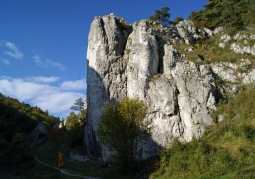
xmin=33 ymin=155 xmax=100 ymax=179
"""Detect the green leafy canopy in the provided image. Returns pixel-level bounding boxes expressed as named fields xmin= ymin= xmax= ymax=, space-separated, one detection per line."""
xmin=98 ymin=97 xmax=149 ymax=174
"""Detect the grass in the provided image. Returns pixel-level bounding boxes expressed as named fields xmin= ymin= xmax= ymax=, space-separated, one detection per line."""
xmin=0 ymin=159 xmax=75 ymax=179
xmin=0 ymin=128 xmax=140 ymax=179
xmin=149 ymin=86 xmax=255 ymax=179
xmin=35 ymin=148 xmax=124 ymax=179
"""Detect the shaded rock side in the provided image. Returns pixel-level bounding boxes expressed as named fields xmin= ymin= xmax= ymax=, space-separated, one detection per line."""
xmin=85 ymin=14 xmax=130 ymax=158
xmin=85 ymin=14 xmax=217 ymax=160
xmin=30 ymin=121 xmax=48 ymax=148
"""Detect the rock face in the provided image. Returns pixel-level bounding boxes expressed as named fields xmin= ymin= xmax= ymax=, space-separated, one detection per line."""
xmin=211 ymin=59 xmax=255 ymax=96
xmin=85 ymin=14 xmax=130 ymax=158
xmin=30 ymin=121 xmax=48 ymax=148
xmin=85 ymin=14 xmax=217 ymax=160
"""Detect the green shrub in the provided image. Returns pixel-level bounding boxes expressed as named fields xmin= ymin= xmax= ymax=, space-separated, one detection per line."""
xmin=67 ymin=125 xmax=84 ymax=147
xmin=98 ymin=97 xmax=148 ymax=174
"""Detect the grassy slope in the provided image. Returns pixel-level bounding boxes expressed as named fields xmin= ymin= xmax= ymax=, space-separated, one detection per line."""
xmin=149 ymin=87 xmax=255 ymax=179
xmin=148 ymin=21 xmax=255 ymax=178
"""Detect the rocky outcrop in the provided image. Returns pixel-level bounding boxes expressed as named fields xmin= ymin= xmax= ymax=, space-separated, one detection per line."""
xmin=85 ymin=14 xmax=130 ymax=158
xmin=84 ymin=14 xmax=218 ymax=161
xmin=211 ymin=59 xmax=255 ymax=96
xmin=30 ymin=121 xmax=48 ymax=148
xmin=176 ymin=20 xmax=212 ymax=45
xmin=216 ymin=30 xmax=255 ymax=56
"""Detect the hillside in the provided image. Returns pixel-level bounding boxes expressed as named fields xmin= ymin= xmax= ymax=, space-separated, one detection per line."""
xmin=149 ymin=87 xmax=255 ymax=178
xmin=148 ymin=0 xmax=255 ymax=177
xmin=0 ymin=93 xmax=60 ymax=166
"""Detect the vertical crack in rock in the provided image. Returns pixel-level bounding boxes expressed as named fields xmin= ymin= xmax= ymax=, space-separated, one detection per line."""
xmin=174 ymin=88 xmax=180 ymax=116
xmin=100 ymin=18 xmax=109 ymax=55
xmin=156 ymin=36 xmax=165 ymax=74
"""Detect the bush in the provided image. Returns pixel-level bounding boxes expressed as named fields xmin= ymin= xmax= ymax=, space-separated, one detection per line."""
xmin=98 ymin=97 xmax=148 ymax=174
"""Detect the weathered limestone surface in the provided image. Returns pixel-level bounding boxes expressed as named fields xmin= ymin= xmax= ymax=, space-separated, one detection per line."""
xmin=85 ymin=14 xmax=217 ymax=160
xmin=85 ymin=15 xmax=219 ymax=160
xmin=85 ymin=14 xmax=130 ymax=158
xmin=125 ymin=20 xmax=159 ymax=100
xmin=211 ymin=59 xmax=255 ymax=96
xmin=176 ymin=20 xmax=212 ymax=45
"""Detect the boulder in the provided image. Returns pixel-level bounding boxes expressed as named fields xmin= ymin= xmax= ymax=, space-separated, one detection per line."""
xmin=30 ymin=121 xmax=48 ymax=148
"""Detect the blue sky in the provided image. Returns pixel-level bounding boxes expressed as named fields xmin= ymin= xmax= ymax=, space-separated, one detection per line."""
xmin=0 ymin=0 xmax=208 ymax=119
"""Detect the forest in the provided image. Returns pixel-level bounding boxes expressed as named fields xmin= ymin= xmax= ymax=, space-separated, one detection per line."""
xmin=189 ymin=0 xmax=255 ymax=32
xmin=0 ymin=93 xmax=60 ymax=166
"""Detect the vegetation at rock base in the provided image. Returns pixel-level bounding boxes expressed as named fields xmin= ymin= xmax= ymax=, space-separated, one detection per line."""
xmin=0 ymin=127 xmax=140 ymax=179
xmin=0 ymin=95 xmax=144 ymax=178
xmin=189 ymin=0 xmax=255 ymax=31
xmin=66 ymin=115 xmax=86 ymax=148
xmin=67 ymin=97 xmax=86 ymax=131
xmin=66 ymin=97 xmax=86 ymax=147
xmin=149 ymin=85 xmax=255 ymax=179
xmin=0 ymin=95 xmax=148 ymax=179
xmin=98 ymin=97 xmax=149 ymax=174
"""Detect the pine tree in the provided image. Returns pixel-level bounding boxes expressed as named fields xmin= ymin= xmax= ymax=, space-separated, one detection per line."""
xmin=149 ymin=6 xmax=172 ymax=26
xmin=70 ymin=97 xmax=84 ymax=111
xmin=189 ymin=0 xmax=255 ymax=29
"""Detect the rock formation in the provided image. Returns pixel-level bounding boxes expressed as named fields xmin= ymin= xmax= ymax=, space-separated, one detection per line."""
xmin=84 ymin=14 xmax=255 ymax=160
xmin=30 ymin=121 xmax=48 ymax=148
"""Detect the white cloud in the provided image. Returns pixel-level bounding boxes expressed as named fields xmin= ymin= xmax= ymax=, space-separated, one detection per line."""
xmin=60 ymin=78 xmax=87 ymax=90
xmin=46 ymin=59 xmax=66 ymax=70
xmin=4 ymin=41 xmax=24 ymax=60
xmin=32 ymin=55 xmax=48 ymax=68
xmin=31 ymin=91 xmax=80 ymax=113
xmin=27 ymin=76 xmax=60 ymax=83
xmin=33 ymin=55 xmax=66 ymax=70
xmin=0 ymin=76 xmax=86 ymax=119
xmin=3 ymin=59 xmax=10 ymax=65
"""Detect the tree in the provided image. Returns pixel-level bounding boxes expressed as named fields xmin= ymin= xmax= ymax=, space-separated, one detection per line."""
xmin=65 ymin=111 xmax=85 ymax=147
xmin=70 ymin=97 xmax=86 ymax=123
xmin=70 ymin=97 xmax=84 ymax=111
xmin=65 ymin=112 xmax=79 ymax=131
xmin=188 ymin=0 xmax=255 ymax=29
xmin=98 ymin=97 xmax=149 ymax=174
xmin=174 ymin=16 xmax=184 ymax=25
xmin=149 ymin=6 xmax=172 ymax=26
xmin=0 ymin=93 xmax=60 ymax=166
